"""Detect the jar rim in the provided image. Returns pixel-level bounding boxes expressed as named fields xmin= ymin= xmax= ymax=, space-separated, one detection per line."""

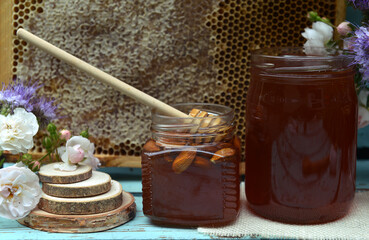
xmin=150 ymin=103 xmax=235 ymax=144
xmin=251 ymin=47 xmax=355 ymax=73
xmin=152 ymin=103 xmax=234 ymax=119
xmin=251 ymin=47 xmax=354 ymax=61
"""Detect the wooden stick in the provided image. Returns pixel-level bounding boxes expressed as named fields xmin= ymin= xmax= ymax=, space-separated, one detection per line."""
xmin=16 ymin=28 xmax=188 ymax=118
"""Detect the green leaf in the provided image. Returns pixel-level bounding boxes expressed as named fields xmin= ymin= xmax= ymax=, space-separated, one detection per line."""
xmin=306 ymin=11 xmax=334 ymax=27
xmin=80 ymin=129 xmax=89 ymax=139
xmin=307 ymin=11 xmax=319 ymax=22
xmin=43 ymin=136 xmax=53 ymax=150
xmin=348 ymin=23 xmax=357 ymax=32
xmin=0 ymin=105 xmax=10 ymax=116
xmin=20 ymin=153 xmax=33 ymax=167
xmin=22 ymin=153 xmax=33 ymax=161
xmin=47 ymin=123 xmax=57 ymax=134
xmin=326 ymin=40 xmax=337 ymax=48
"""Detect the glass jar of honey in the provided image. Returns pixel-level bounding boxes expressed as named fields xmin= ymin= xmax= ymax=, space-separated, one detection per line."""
xmin=245 ymin=47 xmax=357 ymax=224
xmin=141 ymin=103 xmax=241 ymax=226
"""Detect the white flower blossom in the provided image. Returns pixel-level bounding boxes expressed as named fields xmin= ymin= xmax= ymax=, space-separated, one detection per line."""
xmin=0 ymin=164 xmax=42 ymax=219
xmin=56 ymin=136 xmax=100 ymax=171
xmin=358 ymin=89 xmax=369 ymax=129
xmin=0 ymin=108 xmax=39 ymax=154
xmin=302 ymin=21 xmax=333 ymax=55
xmin=358 ymin=89 xmax=369 ymax=106
xmin=358 ymin=106 xmax=369 ymax=129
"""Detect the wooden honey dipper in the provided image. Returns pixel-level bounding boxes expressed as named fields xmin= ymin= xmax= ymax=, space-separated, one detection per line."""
xmin=16 ymin=29 xmax=189 ymax=118
xmin=16 ymin=29 xmax=224 ymax=138
xmin=17 ymin=30 xmax=234 ymax=176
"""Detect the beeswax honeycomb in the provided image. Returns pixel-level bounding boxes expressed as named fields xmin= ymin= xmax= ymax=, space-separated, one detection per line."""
xmin=10 ymin=0 xmax=341 ymax=161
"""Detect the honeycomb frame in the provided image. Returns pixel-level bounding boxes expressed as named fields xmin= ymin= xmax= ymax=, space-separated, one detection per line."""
xmin=6 ymin=0 xmax=345 ymax=167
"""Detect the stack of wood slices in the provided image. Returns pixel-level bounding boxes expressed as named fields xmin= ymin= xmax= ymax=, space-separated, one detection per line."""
xmin=18 ymin=163 xmax=136 ymax=233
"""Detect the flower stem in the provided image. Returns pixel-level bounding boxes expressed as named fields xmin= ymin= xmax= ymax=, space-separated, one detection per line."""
xmin=0 ymin=151 xmax=4 ymax=167
xmin=37 ymin=140 xmax=61 ymax=163
xmin=37 ymin=151 xmax=52 ymax=162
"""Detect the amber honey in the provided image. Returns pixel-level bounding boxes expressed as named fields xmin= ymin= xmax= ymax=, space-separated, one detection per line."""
xmin=245 ymin=48 xmax=357 ymax=224
xmin=141 ymin=103 xmax=240 ymax=226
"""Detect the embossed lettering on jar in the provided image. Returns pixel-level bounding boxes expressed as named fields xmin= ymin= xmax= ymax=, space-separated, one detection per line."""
xmin=141 ymin=103 xmax=240 ymax=226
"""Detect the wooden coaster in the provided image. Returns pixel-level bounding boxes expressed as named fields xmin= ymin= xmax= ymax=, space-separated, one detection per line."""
xmin=42 ymin=171 xmax=112 ymax=198
xmin=18 ymin=191 xmax=136 ymax=233
xmin=39 ymin=163 xmax=92 ymax=184
xmin=38 ymin=180 xmax=122 ymax=215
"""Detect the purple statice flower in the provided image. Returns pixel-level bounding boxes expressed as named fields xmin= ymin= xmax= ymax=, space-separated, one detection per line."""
xmin=0 ymin=80 xmax=58 ymax=127
xmin=351 ymin=26 xmax=369 ymax=85
xmin=348 ymin=0 xmax=369 ymax=10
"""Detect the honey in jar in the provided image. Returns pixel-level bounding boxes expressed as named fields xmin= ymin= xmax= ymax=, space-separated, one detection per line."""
xmin=141 ymin=103 xmax=240 ymax=226
xmin=245 ymin=47 xmax=357 ymax=224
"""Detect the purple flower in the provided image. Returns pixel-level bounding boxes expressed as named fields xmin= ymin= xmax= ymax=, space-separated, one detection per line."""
xmin=348 ymin=0 xmax=369 ymax=10
xmin=351 ymin=26 xmax=369 ymax=84
xmin=0 ymin=80 xmax=58 ymax=127
xmin=32 ymin=97 xmax=58 ymax=127
xmin=0 ymin=81 xmax=40 ymax=112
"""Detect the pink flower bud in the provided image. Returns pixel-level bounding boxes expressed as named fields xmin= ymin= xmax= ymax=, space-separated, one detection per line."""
xmin=68 ymin=145 xmax=85 ymax=164
xmin=60 ymin=129 xmax=71 ymax=140
xmin=31 ymin=161 xmax=41 ymax=171
xmin=337 ymin=22 xmax=351 ymax=36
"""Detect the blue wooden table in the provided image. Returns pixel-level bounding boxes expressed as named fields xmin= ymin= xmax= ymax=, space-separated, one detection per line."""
xmin=1 ymin=161 xmax=369 ymax=240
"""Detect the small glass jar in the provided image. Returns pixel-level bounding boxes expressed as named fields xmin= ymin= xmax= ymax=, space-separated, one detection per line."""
xmin=245 ymin=47 xmax=357 ymax=224
xmin=141 ymin=103 xmax=240 ymax=226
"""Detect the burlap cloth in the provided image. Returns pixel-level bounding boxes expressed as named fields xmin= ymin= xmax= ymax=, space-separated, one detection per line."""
xmin=198 ymin=183 xmax=369 ymax=239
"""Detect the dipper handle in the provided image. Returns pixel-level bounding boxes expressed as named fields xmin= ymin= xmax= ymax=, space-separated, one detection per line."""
xmin=16 ymin=28 xmax=189 ymax=118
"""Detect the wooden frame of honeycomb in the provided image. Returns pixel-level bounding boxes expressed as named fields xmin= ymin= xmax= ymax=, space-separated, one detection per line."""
xmin=0 ymin=0 xmax=346 ymax=169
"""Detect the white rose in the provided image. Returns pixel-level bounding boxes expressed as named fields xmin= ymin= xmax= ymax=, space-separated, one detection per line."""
xmin=358 ymin=89 xmax=369 ymax=106
xmin=0 ymin=164 xmax=42 ymax=219
xmin=302 ymin=27 xmax=324 ymax=42
xmin=82 ymin=150 xmax=101 ymax=170
xmin=56 ymin=136 xmax=100 ymax=171
xmin=303 ymin=39 xmax=326 ymax=55
xmin=358 ymin=89 xmax=369 ymax=129
xmin=312 ymin=22 xmax=333 ymax=43
xmin=0 ymin=108 xmax=39 ymax=154
xmin=302 ymin=21 xmax=333 ymax=55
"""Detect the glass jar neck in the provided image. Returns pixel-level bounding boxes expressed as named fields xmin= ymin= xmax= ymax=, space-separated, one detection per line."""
xmin=150 ymin=103 xmax=235 ymax=146
xmin=251 ymin=47 xmax=355 ymax=80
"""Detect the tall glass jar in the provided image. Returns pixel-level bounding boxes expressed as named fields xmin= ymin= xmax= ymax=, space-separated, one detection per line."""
xmin=245 ymin=47 xmax=357 ymax=224
xmin=141 ymin=103 xmax=240 ymax=226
